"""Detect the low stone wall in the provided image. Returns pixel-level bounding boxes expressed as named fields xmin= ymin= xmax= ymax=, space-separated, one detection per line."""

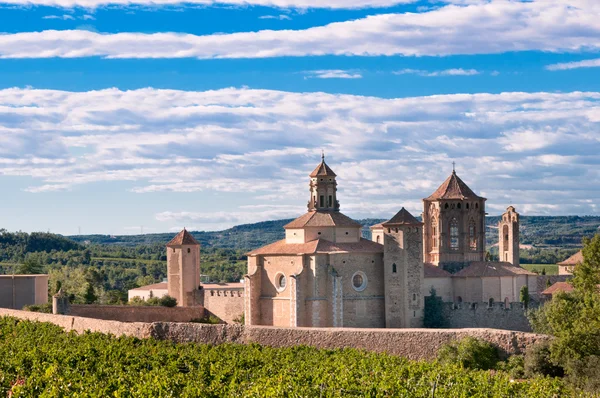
xmin=69 ymin=305 xmax=205 ymax=323
xmin=0 ymin=308 xmax=549 ymax=360
xmin=443 ymin=302 xmax=533 ymax=332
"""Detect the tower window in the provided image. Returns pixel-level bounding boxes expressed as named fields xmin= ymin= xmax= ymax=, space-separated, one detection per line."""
xmin=450 ymin=218 xmax=459 ymax=251
xmin=476 ymin=203 xmax=479 ymax=209
xmin=469 ymin=220 xmax=477 ymax=250
xmin=376 ymin=235 xmax=380 ymax=243
xmin=319 ymin=195 xmax=325 ymax=207
xmin=328 ymin=195 xmax=332 ymax=206
xmin=392 ymin=263 xmax=397 ymax=273
xmin=466 ymin=203 xmax=469 ymax=209
xmin=187 ymin=248 xmax=191 ymax=253
xmin=457 ymin=203 xmax=461 ymax=209
xmin=413 ymin=294 xmax=416 ymax=301
xmin=445 ymin=203 xmax=449 ymax=209
xmin=432 ymin=221 xmax=438 ymax=249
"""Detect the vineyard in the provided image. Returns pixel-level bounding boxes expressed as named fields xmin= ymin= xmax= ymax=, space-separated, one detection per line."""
xmin=0 ymin=317 xmax=575 ymax=397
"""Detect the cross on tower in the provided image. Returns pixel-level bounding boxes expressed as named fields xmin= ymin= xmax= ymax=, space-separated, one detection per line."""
xmin=452 ymin=161 xmax=456 ymax=172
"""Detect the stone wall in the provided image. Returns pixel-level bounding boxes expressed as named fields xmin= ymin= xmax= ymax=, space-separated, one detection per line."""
xmin=0 ymin=308 xmax=549 ymax=360
xmin=442 ymin=302 xmax=533 ymax=332
xmin=0 ymin=275 xmax=48 ymax=309
xmin=69 ymin=305 xmax=205 ymax=323
xmin=201 ymin=288 xmax=244 ymax=324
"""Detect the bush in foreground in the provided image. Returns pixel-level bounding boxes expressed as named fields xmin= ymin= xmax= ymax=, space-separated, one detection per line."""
xmin=0 ymin=317 xmax=572 ymax=397
xmin=437 ymin=336 xmax=500 ymax=370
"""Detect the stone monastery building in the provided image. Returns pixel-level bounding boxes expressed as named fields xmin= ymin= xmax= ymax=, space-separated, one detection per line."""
xmin=243 ymin=155 xmax=537 ymax=328
xmin=132 ymin=155 xmax=538 ymax=329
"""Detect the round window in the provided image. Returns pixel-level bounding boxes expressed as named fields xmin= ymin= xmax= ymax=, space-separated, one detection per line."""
xmin=276 ymin=273 xmax=287 ymax=292
xmin=352 ymin=271 xmax=367 ymax=292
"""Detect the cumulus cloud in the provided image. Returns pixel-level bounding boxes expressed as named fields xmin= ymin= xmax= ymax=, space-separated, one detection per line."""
xmin=546 ymin=58 xmax=600 ymax=71
xmin=2 ymin=1 xmax=600 ymax=59
xmin=393 ymin=68 xmax=480 ymax=77
xmin=1 ymin=87 xmax=600 ymax=223
xmin=304 ymin=70 xmax=363 ymax=79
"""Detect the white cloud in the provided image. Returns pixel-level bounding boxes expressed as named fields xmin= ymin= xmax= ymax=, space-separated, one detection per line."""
xmin=42 ymin=14 xmax=75 ymax=19
xmin=259 ymin=14 xmax=292 ymax=20
xmin=394 ymin=68 xmax=480 ymax=77
xmin=546 ymin=58 xmax=600 ymax=71
xmin=3 ymin=1 xmax=600 ymax=59
xmin=0 ymin=87 xmax=599 ymax=223
xmin=304 ymin=70 xmax=363 ymax=79
xmin=0 ymin=0 xmax=417 ymax=8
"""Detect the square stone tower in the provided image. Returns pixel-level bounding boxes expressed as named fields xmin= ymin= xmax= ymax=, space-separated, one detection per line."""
xmin=498 ymin=206 xmax=520 ymax=266
xmin=379 ymin=208 xmax=424 ymax=328
xmin=166 ymin=229 xmax=201 ymax=307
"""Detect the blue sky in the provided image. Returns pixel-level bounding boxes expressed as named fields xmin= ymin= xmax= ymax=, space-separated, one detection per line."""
xmin=0 ymin=0 xmax=599 ymax=235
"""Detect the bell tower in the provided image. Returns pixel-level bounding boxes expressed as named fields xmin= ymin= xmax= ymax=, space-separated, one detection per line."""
xmin=308 ymin=153 xmax=339 ymax=212
xmin=166 ymin=229 xmax=201 ymax=307
xmin=498 ymin=206 xmax=520 ymax=266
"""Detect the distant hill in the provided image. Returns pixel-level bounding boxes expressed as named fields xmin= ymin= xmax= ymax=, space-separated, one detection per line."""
xmin=67 ymin=215 xmax=600 ymax=251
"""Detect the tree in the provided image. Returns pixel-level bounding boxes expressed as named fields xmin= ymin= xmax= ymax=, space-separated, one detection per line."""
xmin=520 ymin=285 xmax=530 ymax=309
xmin=424 ymin=287 xmax=448 ymax=328
xmin=83 ymin=283 xmax=97 ymax=304
xmin=14 ymin=257 xmax=43 ymax=275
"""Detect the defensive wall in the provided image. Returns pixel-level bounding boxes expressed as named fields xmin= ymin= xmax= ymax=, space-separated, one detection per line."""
xmin=68 ymin=305 xmax=206 ymax=323
xmin=0 ymin=308 xmax=549 ymax=360
xmin=199 ymin=285 xmax=244 ymax=324
xmin=442 ymin=302 xmax=533 ymax=332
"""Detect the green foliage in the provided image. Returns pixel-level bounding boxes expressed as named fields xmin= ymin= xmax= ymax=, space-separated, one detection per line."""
xmin=191 ymin=315 xmax=222 ymax=324
xmin=128 ymin=295 xmax=177 ymax=307
xmin=0 ymin=317 xmax=571 ymax=397
xmin=22 ymin=303 xmax=52 ymax=313
xmin=423 ymin=287 xmax=448 ymax=328
xmin=520 ymin=285 xmax=530 ymax=309
xmin=497 ymin=355 xmax=525 ymax=380
xmin=524 ymin=341 xmax=564 ymax=378
xmin=233 ymin=312 xmax=245 ymax=325
xmin=528 ymin=234 xmax=600 ymax=394
xmin=437 ymin=337 xmax=501 ymax=371
xmin=83 ymin=283 xmax=98 ymax=304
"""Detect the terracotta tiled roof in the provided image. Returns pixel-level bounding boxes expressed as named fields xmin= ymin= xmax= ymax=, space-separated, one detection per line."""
xmin=453 ymin=262 xmax=537 ymax=277
xmin=130 ymin=282 xmax=168 ymax=291
xmin=424 ymin=263 xmax=452 ymax=278
xmin=248 ymin=238 xmax=383 ymax=256
xmin=309 ymin=158 xmax=337 ymax=178
xmin=558 ymin=250 xmax=583 ymax=266
xmin=426 ymin=171 xmax=484 ymax=201
xmin=542 ymin=282 xmax=574 ymax=296
xmin=369 ymin=223 xmax=384 ymax=230
xmin=284 ymin=211 xmax=362 ymax=229
xmin=167 ymin=229 xmax=200 ymax=247
xmin=382 ymin=207 xmax=422 ymax=226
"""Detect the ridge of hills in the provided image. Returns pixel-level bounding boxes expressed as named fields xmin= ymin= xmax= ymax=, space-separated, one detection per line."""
xmin=66 ymin=215 xmax=600 ymax=250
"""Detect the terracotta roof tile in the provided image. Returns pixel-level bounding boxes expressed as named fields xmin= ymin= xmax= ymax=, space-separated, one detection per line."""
xmin=453 ymin=262 xmax=537 ymax=277
xmin=382 ymin=207 xmax=422 ymax=226
xmin=167 ymin=229 xmax=200 ymax=247
xmin=426 ymin=171 xmax=484 ymax=201
xmin=558 ymin=250 xmax=583 ymax=266
xmin=424 ymin=263 xmax=452 ymax=278
xmin=309 ymin=159 xmax=337 ymax=177
xmin=248 ymin=238 xmax=383 ymax=256
xmin=542 ymin=281 xmax=574 ymax=296
xmin=284 ymin=211 xmax=362 ymax=229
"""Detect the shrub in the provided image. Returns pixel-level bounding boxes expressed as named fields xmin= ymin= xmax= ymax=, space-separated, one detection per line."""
xmin=498 ymin=355 xmax=525 ymax=380
xmin=437 ymin=337 xmax=500 ymax=370
xmin=128 ymin=295 xmax=177 ymax=307
xmin=128 ymin=296 xmax=146 ymax=306
xmin=564 ymin=355 xmax=600 ymax=393
xmin=22 ymin=303 xmax=52 ymax=313
xmin=191 ymin=315 xmax=222 ymax=324
xmin=159 ymin=295 xmax=177 ymax=308
xmin=524 ymin=341 xmax=564 ymax=378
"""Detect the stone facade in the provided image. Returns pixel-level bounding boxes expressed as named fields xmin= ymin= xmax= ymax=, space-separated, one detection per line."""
xmin=442 ymin=302 xmax=533 ymax=332
xmin=166 ymin=229 xmax=202 ymax=307
xmin=69 ymin=304 xmax=206 ymax=323
xmin=200 ymin=284 xmax=245 ymax=324
xmin=0 ymin=274 xmax=48 ymax=309
xmin=499 ymin=206 xmax=520 ymax=266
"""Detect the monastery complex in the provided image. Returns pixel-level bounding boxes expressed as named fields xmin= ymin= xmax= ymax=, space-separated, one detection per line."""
xmin=130 ymin=155 xmax=547 ymax=329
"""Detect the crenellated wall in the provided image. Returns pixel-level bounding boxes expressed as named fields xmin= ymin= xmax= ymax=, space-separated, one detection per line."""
xmin=442 ymin=302 xmax=534 ymax=332
xmin=200 ymin=287 xmax=244 ymax=324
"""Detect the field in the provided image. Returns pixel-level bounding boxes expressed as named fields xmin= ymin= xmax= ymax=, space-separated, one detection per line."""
xmin=522 ymin=264 xmax=559 ymax=275
xmin=0 ymin=317 xmax=573 ymax=397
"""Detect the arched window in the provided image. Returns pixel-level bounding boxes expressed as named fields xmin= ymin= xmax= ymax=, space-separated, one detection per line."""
xmin=392 ymin=263 xmax=397 ymax=273
xmin=376 ymin=235 xmax=380 ymax=244
xmin=469 ymin=219 xmax=477 ymax=250
xmin=457 ymin=203 xmax=461 ymax=209
xmin=432 ymin=220 xmax=438 ymax=249
xmin=503 ymin=225 xmax=509 ymax=251
xmin=450 ymin=218 xmax=459 ymax=250
xmin=488 ymin=297 xmax=494 ymax=307
xmin=445 ymin=203 xmax=449 ymax=209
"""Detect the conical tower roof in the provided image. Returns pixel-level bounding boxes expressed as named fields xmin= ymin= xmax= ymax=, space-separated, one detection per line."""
xmin=309 ymin=153 xmax=337 ymax=177
xmin=167 ymin=229 xmax=200 ymax=247
xmin=426 ymin=171 xmax=483 ymax=201
xmin=382 ymin=207 xmax=422 ymax=226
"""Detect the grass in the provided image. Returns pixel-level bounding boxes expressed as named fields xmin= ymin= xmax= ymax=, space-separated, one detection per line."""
xmin=522 ymin=264 xmax=559 ymax=275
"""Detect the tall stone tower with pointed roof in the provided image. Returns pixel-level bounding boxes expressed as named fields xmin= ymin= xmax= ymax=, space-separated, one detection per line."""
xmin=499 ymin=206 xmax=520 ymax=266
xmin=308 ymin=153 xmax=340 ymax=212
xmin=423 ymin=170 xmax=487 ymax=272
xmin=371 ymin=208 xmax=424 ymax=328
xmin=166 ymin=229 xmax=201 ymax=307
